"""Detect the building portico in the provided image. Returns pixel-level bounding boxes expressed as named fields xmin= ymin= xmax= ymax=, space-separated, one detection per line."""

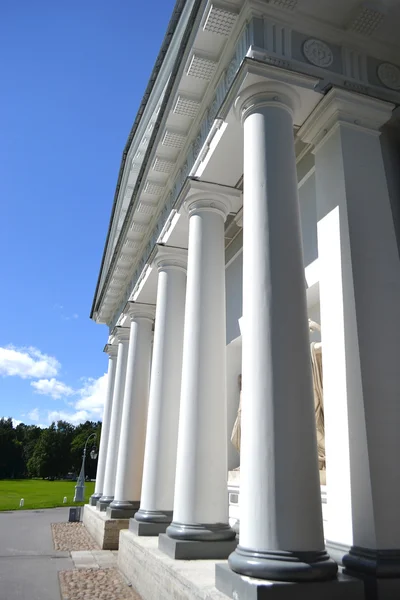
xmin=85 ymin=1 xmax=400 ymax=598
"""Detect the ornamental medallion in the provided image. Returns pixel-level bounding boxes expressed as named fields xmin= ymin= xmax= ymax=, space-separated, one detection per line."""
xmin=377 ymin=62 xmax=400 ymax=90
xmin=303 ymin=38 xmax=334 ymax=68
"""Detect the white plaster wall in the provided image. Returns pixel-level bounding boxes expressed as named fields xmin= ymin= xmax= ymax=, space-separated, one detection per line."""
xmin=225 ymin=251 xmax=243 ymax=470
xmin=298 ymin=170 xmax=318 ymax=269
xmin=226 ymin=337 xmax=241 ymax=471
xmin=225 ymin=251 xmax=243 ymax=345
xmin=381 ymin=124 xmax=400 ymax=255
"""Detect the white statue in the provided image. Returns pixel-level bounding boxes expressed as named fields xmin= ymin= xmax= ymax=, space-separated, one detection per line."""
xmin=230 ymin=320 xmax=326 ymax=483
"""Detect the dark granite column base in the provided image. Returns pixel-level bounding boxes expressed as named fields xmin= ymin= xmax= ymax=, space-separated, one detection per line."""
xmin=166 ymin=521 xmax=236 ymax=542
xmin=89 ymin=493 xmax=101 ymax=507
xmin=228 ymin=545 xmax=338 ymax=582
xmin=343 ymin=546 xmax=400 ymax=578
xmin=215 ymin=564 xmax=364 ymax=600
xmin=343 ymin=546 xmax=400 ymax=600
xmin=134 ymin=508 xmax=173 ymax=523
xmin=106 ymin=500 xmax=140 ymax=519
xmin=326 ymin=540 xmax=350 ymax=566
xmin=129 ymin=518 xmax=170 ymax=536
xmin=159 ymin=533 xmax=238 ymax=560
xmin=97 ymin=496 xmax=113 ymax=512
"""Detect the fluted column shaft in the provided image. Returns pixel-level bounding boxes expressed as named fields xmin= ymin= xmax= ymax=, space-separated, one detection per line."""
xmin=228 ymin=84 xmax=336 ymax=581
xmin=90 ymin=344 xmax=118 ymax=505
xmin=133 ymin=247 xmax=187 ymax=534
xmin=108 ymin=303 xmax=154 ymax=517
xmin=165 ymin=193 xmax=235 ymax=551
xmin=99 ymin=327 xmax=130 ymax=506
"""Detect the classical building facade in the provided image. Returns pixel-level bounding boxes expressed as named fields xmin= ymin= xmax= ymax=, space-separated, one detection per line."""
xmin=86 ymin=1 xmax=400 ymax=598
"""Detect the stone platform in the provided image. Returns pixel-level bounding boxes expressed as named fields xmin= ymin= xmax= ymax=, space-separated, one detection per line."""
xmin=83 ymin=504 xmax=129 ymax=550
xmin=118 ymin=530 xmax=366 ymax=600
xmin=118 ymin=529 xmax=229 ymax=600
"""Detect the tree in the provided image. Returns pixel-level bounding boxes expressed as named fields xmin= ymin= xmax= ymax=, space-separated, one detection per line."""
xmin=0 ymin=418 xmax=24 ymax=478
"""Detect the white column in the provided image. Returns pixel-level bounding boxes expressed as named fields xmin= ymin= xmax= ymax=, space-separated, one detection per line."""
xmin=133 ymin=246 xmax=187 ymax=533
xmin=99 ymin=327 xmax=130 ymax=506
xmin=108 ymin=303 xmax=154 ymax=517
xmin=299 ymin=88 xmax=400 ymax=579
xmin=90 ymin=343 xmax=118 ymax=505
xmin=165 ymin=191 xmax=236 ymax=550
xmin=228 ymin=83 xmax=336 ymax=581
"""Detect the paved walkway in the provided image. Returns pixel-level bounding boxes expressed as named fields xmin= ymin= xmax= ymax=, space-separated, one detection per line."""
xmin=0 ymin=507 xmax=72 ymax=600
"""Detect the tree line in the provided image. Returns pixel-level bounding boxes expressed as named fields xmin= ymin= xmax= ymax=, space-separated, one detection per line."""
xmin=0 ymin=418 xmax=101 ymax=480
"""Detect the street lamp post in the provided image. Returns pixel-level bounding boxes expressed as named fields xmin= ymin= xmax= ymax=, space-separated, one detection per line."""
xmin=73 ymin=432 xmax=98 ymax=503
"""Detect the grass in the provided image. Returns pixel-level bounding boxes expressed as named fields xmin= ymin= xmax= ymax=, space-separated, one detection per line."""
xmin=0 ymin=479 xmax=95 ymax=511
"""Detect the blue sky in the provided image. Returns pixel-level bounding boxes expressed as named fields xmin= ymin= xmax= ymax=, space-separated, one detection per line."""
xmin=0 ymin=0 xmax=176 ymax=426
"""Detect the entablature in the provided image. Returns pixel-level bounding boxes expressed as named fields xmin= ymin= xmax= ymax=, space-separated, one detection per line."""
xmin=93 ymin=0 xmax=400 ymax=330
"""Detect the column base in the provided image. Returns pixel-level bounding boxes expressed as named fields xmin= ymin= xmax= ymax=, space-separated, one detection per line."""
xmin=159 ymin=533 xmax=238 ymax=560
xmin=166 ymin=521 xmax=236 ymax=542
xmin=343 ymin=546 xmax=400 ymax=600
xmin=215 ymin=564 xmax=364 ymax=600
xmin=130 ymin=519 xmax=170 ymax=537
xmin=326 ymin=540 xmax=351 ymax=566
xmin=106 ymin=500 xmax=140 ymax=519
xmin=135 ymin=508 xmax=173 ymax=523
xmin=343 ymin=546 xmax=400 ymax=578
xmin=130 ymin=509 xmax=173 ymax=536
xmin=228 ymin=545 xmax=338 ymax=582
xmin=97 ymin=496 xmax=114 ymax=512
xmin=89 ymin=493 xmax=102 ymax=507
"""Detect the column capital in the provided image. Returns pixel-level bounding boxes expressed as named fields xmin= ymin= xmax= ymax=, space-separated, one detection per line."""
xmin=298 ymin=87 xmax=395 ymax=150
xmin=104 ymin=343 xmax=118 ymax=358
xmin=180 ymin=179 xmax=242 ymax=220
xmin=153 ymin=244 xmax=187 ymax=272
xmin=184 ymin=195 xmax=232 ymax=221
xmin=234 ymin=82 xmax=301 ymax=124
xmin=125 ymin=302 xmax=155 ymax=322
xmin=113 ymin=326 xmax=130 ymax=343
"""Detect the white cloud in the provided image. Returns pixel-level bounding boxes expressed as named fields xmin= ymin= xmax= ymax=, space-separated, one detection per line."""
xmin=31 ymin=378 xmax=75 ymax=399
xmin=28 ymin=407 xmax=40 ymax=422
xmin=75 ymin=374 xmax=108 ymax=417
xmin=48 ymin=409 xmax=90 ymax=426
xmin=12 ymin=418 xmax=22 ymax=427
xmin=0 ymin=346 xmax=59 ymax=379
xmin=46 ymin=373 xmax=108 ymax=425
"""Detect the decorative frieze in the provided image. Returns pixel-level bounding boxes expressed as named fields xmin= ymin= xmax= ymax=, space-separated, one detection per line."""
xmin=137 ymin=201 xmax=157 ymax=217
xmin=153 ymin=157 xmax=174 ymax=174
xmin=173 ymin=95 xmax=200 ymax=118
xmin=162 ymin=130 xmax=186 ymax=149
xmin=268 ymin=0 xmax=297 ymax=9
xmin=186 ymin=54 xmax=217 ymax=80
xmin=123 ymin=239 xmax=140 ymax=251
xmin=346 ymin=4 xmax=385 ymax=37
xmin=144 ymin=181 xmax=164 ymax=196
xmin=203 ymin=5 xmax=238 ymax=37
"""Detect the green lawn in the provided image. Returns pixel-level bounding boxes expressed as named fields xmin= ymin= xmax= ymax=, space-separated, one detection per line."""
xmin=0 ymin=479 xmax=95 ymax=511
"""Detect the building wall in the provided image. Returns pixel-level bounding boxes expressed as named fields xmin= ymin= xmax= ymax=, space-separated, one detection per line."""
xmin=381 ymin=124 xmax=400 ymax=257
xmin=299 ymin=170 xmax=318 ymax=269
xmin=225 ymin=250 xmax=243 ymax=345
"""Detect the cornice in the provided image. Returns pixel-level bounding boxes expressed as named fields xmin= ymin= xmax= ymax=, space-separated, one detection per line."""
xmin=90 ymin=0 xmax=200 ymax=321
